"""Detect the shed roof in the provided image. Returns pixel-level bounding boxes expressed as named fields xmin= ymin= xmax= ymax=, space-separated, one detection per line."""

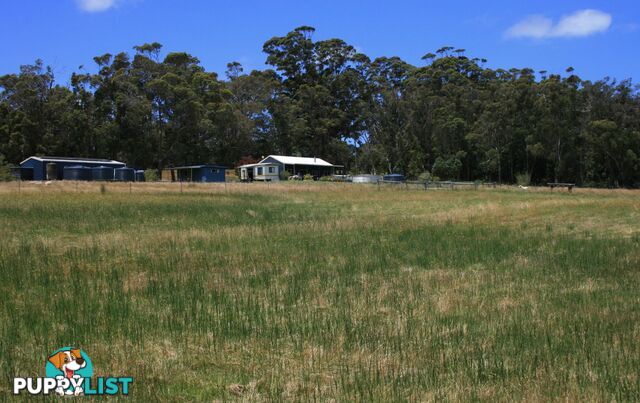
xmin=21 ymin=156 xmax=125 ymax=165
xmin=260 ymin=155 xmax=335 ymax=167
xmin=170 ymin=165 xmax=226 ymax=170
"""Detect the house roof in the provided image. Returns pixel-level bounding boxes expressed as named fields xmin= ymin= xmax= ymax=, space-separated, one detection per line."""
xmin=21 ymin=156 xmax=125 ymax=165
xmin=261 ymin=155 xmax=335 ymax=167
xmin=237 ymin=162 xmax=279 ymax=168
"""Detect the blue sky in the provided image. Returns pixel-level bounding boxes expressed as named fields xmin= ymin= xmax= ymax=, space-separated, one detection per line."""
xmin=1 ymin=0 xmax=638 ymax=84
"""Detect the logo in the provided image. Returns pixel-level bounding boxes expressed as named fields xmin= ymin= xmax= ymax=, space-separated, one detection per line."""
xmin=13 ymin=346 xmax=132 ymax=396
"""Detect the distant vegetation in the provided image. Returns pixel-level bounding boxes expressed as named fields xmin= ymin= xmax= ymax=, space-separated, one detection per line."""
xmin=1 ymin=26 xmax=639 ymax=186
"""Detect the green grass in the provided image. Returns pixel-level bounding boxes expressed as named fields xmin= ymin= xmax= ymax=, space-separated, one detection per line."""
xmin=0 ymin=184 xmax=639 ymax=401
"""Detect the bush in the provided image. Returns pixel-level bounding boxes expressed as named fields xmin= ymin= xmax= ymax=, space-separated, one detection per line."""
xmin=226 ymin=172 xmax=240 ymax=182
xmin=144 ymin=169 xmax=159 ymax=182
xmin=303 ymin=174 xmax=314 ymax=181
xmin=418 ymin=171 xmax=431 ymax=182
xmin=0 ymin=156 xmax=13 ymax=182
xmin=515 ymin=172 xmax=531 ymax=186
xmin=280 ymin=170 xmax=291 ymax=180
xmin=319 ymin=176 xmax=333 ymax=182
xmin=432 ymin=156 xmax=462 ymax=180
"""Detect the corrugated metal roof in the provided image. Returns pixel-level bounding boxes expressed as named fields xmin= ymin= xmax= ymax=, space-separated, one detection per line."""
xmin=261 ymin=155 xmax=334 ymax=167
xmin=20 ymin=156 xmax=125 ymax=165
xmin=237 ymin=162 xmax=279 ymax=168
xmin=171 ymin=165 xmax=226 ymax=169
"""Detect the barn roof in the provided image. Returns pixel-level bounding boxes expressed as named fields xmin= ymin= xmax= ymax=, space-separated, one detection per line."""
xmin=260 ymin=155 xmax=335 ymax=167
xmin=21 ymin=156 xmax=125 ymax=165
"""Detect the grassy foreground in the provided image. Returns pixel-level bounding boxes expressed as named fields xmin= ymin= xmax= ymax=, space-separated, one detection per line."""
xmin=0 ymin=182 xmax=639 ymax=401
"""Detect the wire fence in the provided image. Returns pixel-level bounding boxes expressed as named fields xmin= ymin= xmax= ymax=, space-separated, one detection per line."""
xmin=1 ymin=178 xmax=505 ymax=196
xmin=377 ymin=180 xmax=497 ymax=191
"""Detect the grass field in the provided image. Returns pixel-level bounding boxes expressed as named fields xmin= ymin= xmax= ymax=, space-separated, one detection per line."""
xmin=0 ymin=182 xmax=639 ymax=401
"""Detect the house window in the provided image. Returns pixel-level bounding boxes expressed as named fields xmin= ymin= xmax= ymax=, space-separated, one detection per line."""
xmin=268 ymin=166 xmax=275 ymax=174
xmin=211 ymin=168 xmax=219 ymax=174
xmin=257 ymin=167 xmax=263 ymax=175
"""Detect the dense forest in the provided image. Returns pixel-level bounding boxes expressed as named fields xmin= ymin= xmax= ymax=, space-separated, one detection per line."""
xmin=1 ymin=26 xmax=639 ymax=186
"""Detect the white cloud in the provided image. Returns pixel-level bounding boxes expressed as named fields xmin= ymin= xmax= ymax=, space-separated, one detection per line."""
xmin=552 ymin=10 xmax=612 ymax=37
xmin=76 ymin=0 xmax=117 ymax=12
xmin=506 ymin=15 xmax=553 ymax=39
xmin=506 ymin=9 xmax=612 ymax=39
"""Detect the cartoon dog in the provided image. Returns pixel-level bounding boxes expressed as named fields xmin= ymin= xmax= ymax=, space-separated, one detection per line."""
xmin=48 ymin=349 xmax=86 ymax=396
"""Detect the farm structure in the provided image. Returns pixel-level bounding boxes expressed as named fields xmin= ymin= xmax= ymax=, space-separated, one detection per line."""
xmin=161 ymin=165 xmax=226 ymax=183
xmin=19 ymin=156 xmax=126 ymax=181
xmin=239 ymin=155 xmax=342 ymax=181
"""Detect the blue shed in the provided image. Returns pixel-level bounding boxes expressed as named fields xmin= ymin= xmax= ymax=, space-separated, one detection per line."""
xmin=171 ymin=165 xmax=226 ymax=182
xmin=20 ymin=156 xmax=126 ymax=181
xmin=383 ymin=173 xmax=405 ymax=182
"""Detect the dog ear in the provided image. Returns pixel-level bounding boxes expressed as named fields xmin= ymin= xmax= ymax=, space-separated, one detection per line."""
xmin=71 ymin=349 xmax=82 ymax=360
xmin=48 ymin=352 xmax=63 ymax=369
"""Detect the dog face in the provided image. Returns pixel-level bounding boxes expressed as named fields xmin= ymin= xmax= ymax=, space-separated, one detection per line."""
xmin=48 ymin=349 xmax=86 ymax=378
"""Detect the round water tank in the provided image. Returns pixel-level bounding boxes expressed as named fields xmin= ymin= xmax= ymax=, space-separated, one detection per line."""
xmin=46 ymin=163 xmax=58 ymax=180
xmin=63 ymin=165 xmax=92 ymax=181
xmin=383 ymin=174 xmax=405 ymax=182
xmin=135 ymin=170 xmax=145 ymax=182
xmin=114 ymin=167 xmax=135 ymax=182
xmin=91 ymin=166 xmax=114 ymax=181
xmin=351 ymin=174 xmax=381 ymax=184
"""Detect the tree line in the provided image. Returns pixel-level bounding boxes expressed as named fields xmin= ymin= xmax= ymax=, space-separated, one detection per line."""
xmin=1 ymin=26 xmax=639 ymax=186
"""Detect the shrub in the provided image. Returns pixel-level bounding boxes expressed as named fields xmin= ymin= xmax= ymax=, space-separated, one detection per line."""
xmin=515 ymin=172 xmax=531 ymax=186
xmin=319 ymin=176 xmax=333 ymax=182
xmin=303 ymin=174 xmax=314 ymax=181
xmin=280 ymin=170 xmax=291 ymax=180
xmin=145 ymin=169 xmax=159 ymax=182
xmin=226 ymin=173 xmax=240 ymax=182
xmin=418 ymin=171 xmax=431 ymax=182
xmin=0 ymin=156 xmax=13 ymax=182
xmin=432 ymin=156 xmax=462 ymax=180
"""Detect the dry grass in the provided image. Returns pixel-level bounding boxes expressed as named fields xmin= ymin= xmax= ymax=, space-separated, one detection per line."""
xmin=0 ymin=182 xmax=638 ymax=400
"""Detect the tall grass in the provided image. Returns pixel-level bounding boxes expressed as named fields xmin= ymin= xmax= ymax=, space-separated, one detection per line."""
xmin=0 ymin=184 xmax=638 ymax=400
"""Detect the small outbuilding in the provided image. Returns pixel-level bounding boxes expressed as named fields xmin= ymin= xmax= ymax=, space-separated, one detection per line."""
xmin=383 ymin=173 xmax=405 ymax=182
xmin=20 ymin=156 xmax=126 ymax=181
xmin=165 ymin=165 xmax=226 ymax=182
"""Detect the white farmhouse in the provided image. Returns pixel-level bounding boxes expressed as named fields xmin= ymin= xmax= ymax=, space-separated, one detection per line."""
xmin=239 ymin=155 xmax=341 ymax=181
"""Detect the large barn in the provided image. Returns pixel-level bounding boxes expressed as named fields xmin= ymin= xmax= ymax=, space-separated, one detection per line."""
xmin=239 ymin=155 xmax=341 ymax=181
xmin=19 ymin=156 xmax=126 ymax=181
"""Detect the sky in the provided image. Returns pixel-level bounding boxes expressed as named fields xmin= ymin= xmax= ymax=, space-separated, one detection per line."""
xmin=1 ymin=0 xmax=639 ymax=84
